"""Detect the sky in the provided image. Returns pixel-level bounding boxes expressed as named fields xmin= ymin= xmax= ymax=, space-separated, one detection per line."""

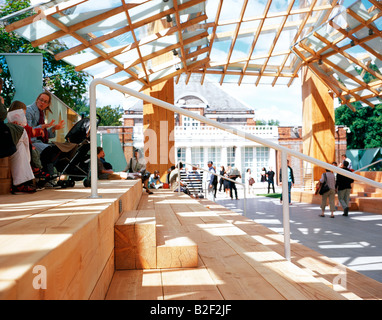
xmin=94 ymin=77 xmax=304 ymax=126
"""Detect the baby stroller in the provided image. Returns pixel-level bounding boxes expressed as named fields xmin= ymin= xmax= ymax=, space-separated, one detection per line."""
xmin=47 ymin=115 xmax=100 ymax=188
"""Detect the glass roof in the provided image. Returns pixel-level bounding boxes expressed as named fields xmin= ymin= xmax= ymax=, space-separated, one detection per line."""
xmin=1 ymin=0 xmax=381 ymax=107
xmin=292 ymin=0 xmax=382 ymax=109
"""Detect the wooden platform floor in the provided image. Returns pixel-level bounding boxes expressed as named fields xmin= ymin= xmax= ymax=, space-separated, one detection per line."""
xmin=1 ymin=182 xmax=381 ymax=300
xmin=0 ymin=180 xmax=141 ymax=300
xmin=106 ymin=190 xmax=382 ymax=300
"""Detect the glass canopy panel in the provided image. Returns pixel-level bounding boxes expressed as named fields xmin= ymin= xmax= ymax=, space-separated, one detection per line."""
xmin=210 ymin=39 xmax=231 ymax=63
xmin=53 ymin=35 xmax=82 ymax=54
xmin=268 ymin=0 xmax=290 ymax=13
xmin=222 ymin=74 xmax=241 ymax=84
xmin=114 ymin=50 xmax=141 ymax=68
xmin=106 ymin=71 xmax=131 ymax=83
xmin=72 ymin=0 xmax=121 ymax=14
xmin=148 ymin=65 xmax=176 ymax=82
xmin=231 ymin=38 xmax=251 ymax=62
xmin=178 ymin=1 xmax=206 ymax=16
xmin=251 ymin=32 xmax=276 ymax=57
xmin=62 ymin=48 xmax=100 ymax=66
xmin=218 ymin=0 xmax=245 ymax=22
xmin=128 ymin=0 xmax=166 ymax=24
xmin=268 ymin=55 xmax=287 ymax=67
xmin=273 ymin=29 xmax=296 ymax=53
xmin=242 ymin=2 xmax=266 ymax=19
xmin=83 ymin=60 xmax=116 ymax=76
xmin=15 ymin=20 xmax=57 ymax=42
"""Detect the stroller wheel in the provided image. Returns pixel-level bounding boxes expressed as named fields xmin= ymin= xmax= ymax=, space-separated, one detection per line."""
xmin=57 ymin=180 xmax=66 ymax=188
xmin=83 ymin=179 xmax=91 ymax=188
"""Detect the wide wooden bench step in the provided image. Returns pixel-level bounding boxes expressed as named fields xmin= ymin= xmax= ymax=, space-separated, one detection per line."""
xmin=114 ymin=192 xmax=199 ymax=269
xmin=115 ymin=209 xmax=156 ymax=270
xmin=156 ymin=228 xmax=198 ymax=268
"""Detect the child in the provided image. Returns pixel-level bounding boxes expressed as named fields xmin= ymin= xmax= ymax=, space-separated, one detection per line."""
xmin=7 ymin=101 xmax=49 ymax=178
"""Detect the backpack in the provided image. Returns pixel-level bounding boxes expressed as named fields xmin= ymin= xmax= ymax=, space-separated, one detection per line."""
xmin=0 ymin=121 xmax=17 ymax=158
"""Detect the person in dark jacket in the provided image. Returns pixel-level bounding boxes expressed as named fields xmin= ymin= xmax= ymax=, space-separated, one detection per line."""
xmin=336 ymin=160 xmax=354 ymax=216
xmin=279 ymin=160 xmax=295 ymax=204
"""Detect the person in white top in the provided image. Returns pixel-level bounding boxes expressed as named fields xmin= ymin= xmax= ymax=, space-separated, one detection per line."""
xmin=245 ymin=168 xmax=254 ymax=195
xmin=340 ymin=154 xmax=352 ymax=170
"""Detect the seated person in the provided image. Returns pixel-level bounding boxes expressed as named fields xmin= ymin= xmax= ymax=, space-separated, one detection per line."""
xmin=169 ymin=162 xmax=189 ymax=194
xmin=26 ymin=91 xmax=65 ymax=177
xmin=0 ymin=96 xmax=35 ymax=193
xmin=7 ymin=100 xmax=48 ymax=178
xmin=97 ymin=147 xmax=126 ymax=180
xmin=124 ymin=148 xmax=152 ymax=194
xmin=148 ymin=170 xmax=163 ymax=189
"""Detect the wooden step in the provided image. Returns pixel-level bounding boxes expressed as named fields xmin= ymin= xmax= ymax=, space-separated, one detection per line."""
xmin=114 ymin=191 xmax=199 ymax=270
xmin=356 ymin=197 xmax=382 ymax=214
xmin=357 ymin=191 xmax=382 ymax=198
xmin=115 ymin=209 xmax=157 ymax=270
xmin=0 ymin=179 xmax=142 ymax=300
xmin=156 ymin=228 xmax=198 ymax=268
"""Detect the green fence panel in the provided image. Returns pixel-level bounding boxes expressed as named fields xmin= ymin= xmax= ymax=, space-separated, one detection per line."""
xmin=97 ymin=133 xmax=127 ymax=172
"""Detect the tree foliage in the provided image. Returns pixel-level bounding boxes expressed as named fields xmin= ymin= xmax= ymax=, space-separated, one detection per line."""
xmin=96 ymin=105 xmax=123 ymax=126
xmin=335 ymin=102 xmax=382 ymax=149
xmin=0 ymin=0 xmax=88 ymax=109
xmin=256 ymin=119 xmax=280 ymax=126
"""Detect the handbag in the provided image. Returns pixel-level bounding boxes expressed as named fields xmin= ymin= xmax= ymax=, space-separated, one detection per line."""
xmin=319 ymin=173 xmax=330 ymax=195
xmin=248 ymin=177 xmax=255 ymax=186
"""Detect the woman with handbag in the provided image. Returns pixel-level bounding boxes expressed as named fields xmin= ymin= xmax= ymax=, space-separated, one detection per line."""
xmin=317 ymin=168 xmax=336 ymax=218
xmin=245 ymin=168 xmax=255 ymax=195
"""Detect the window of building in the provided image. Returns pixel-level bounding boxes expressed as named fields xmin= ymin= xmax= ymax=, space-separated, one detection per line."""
xmin=255 ymin=147 xmax=270 ymax=181
xmin=243 ymin=147 xmax=254 ymax=170
xmin=177 ymin=147 xmax=186 ymax=165
xmin=182 ymin=111 xmax=201 ymax=129
xmin=191 ymin=147 xmax=204 ymax=168
xmin=208 ymin=147 xmax=221 ymax=168
xmin=227 ymin=147 xmax=236 ymax=167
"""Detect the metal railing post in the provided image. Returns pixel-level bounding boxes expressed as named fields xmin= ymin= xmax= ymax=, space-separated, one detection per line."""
xmin=89 ymin=80 xmax=100 ymax=199
xmin=281 ymin=151 xmax=291 ymax=261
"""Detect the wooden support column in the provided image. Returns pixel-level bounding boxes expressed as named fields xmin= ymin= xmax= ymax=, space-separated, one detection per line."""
xmin=143 ymin=20 xmax=175 ymax=180
xmin=0 ymin=158 xmax=11 ymax=194
xmin=143 ymin=81 xmax=175 ymax=179
xmin=301 ymin=67 xmax=335 ymax=182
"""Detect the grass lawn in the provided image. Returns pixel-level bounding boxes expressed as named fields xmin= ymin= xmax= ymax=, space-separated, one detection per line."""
xmin=256 ymin=193 xmax=281 ymax=198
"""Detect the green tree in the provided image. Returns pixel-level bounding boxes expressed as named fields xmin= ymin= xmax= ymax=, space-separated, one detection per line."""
xmin=96 ymin=105 xmax=123 ymax=126
xmin=0 ymin=0 xmax=89 ymax=108
xmin=335 ymin=102 xmax=382 ymax=149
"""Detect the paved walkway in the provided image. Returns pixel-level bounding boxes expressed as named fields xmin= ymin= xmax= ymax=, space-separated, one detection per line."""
xmin=214 ymin=184 xmax=382 ymax=284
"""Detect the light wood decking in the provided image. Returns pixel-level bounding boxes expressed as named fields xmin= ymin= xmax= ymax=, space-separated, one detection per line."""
xmin=106 ymin=190 xmax=382 ymax=300
xmin=0 ymin=182 xmax=381 ymax=300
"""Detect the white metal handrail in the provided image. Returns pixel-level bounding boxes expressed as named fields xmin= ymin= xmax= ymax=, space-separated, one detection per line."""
xmin=89 ymin=78 xmax=382 ymax=261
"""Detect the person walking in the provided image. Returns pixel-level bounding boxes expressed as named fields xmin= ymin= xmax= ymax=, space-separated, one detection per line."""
xmin=228 ymin=167 xmax=241 ymax=200
xmin=207 ymin=161 xmax=217 ymax=201
xmin=267 ymin=167 xmax=275 ymax=194
xmin=318 ymin=168 xmax=336 ymax=218
xmin=279 ymin=160 xmax=294 ymax=204
xmin=336 ymin=160 xmax=354 ymax=216
xmin=245 ymin=168 xmax=255 ymax=195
